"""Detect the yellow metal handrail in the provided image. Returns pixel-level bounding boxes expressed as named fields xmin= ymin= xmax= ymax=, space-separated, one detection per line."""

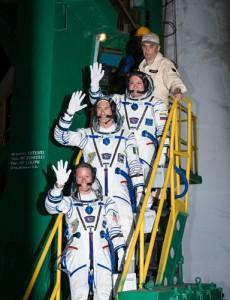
xmin=22 ymin=151 xmax=82 ymax=300
xmin=22 ymin=214 xmax=63 ymax=300
xmin=116 ymin=97 xmax=192 ymax=294
xmin=170 ymin=96 xmax=198 ymax=175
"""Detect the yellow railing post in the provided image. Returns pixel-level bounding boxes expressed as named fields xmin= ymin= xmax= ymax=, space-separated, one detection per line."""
xmin=185 ymin=101 xmax=192 ymax=212
xmin=174 ymin=107 xmax=181 ymax=197
xmin=22 ymin=215 xmax=63 ymax=300
xmin=138 ymin=221 xmax=144 ymax=288
xmin=50 ymin=214 xmax=63 ymax=300
xmin=143 ymin=159 xmax=173 ymax=282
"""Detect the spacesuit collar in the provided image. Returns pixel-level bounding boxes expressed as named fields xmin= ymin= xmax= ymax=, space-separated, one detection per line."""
xmin=98 ymin=123 xmax=116 ymax=133
xmin=72 ymin=190 xmax=99 ymax=202
xmin=129 ymin=92 xmax=148 ymax=101
xmin=80 ymin=191 xmax=96 ymax=200
xmin=94 ymin=118 xmax=124 ymax=134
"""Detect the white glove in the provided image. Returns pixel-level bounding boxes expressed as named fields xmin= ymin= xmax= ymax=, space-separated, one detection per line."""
xmin=136 ymin=187 xmax=154 ymax=210
xmin=52 ymin=160 xmax=72 ymax=187
xmin=90 ymin=62 xmax=104 ymax=92
xmin=157 ymin=137 xmax=169 ymax=167
xmin=117 ymin=248 xmax=125 ymax=272
xmin=67 ymin=90 xmax=87 ymax=116
xmin=135 ymin=186 xmax=144 ymax=207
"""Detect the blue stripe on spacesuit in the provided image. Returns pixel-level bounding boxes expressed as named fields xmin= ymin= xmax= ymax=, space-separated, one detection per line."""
xmin=113 ymin=195 xmax=131 ymax=205
xmin=140 ymin=157 xmax=151 ymax=168
xmin=114 ymin=135 xmax=126 ymax=140
xmin=102 ymin=230 xmax=116 ymax=273
xmin=121 ymin=101 xmax=131 ymax=105
xmin=113 ymin=244 xmax=125 ymax=252
xmin=142 ymin=130 xmax=158 ymax=148
xmin=114 ymin=245 xmax=126 ymax=253
xmin=115 ymin=167 xmax=135 ymax=211
xmin=48 ymin=190 xmax=62 ymax=203
xmin=109 ymin=228 xmax=123 ymax=238
xmin=45 ymin=202 xmax=61 ymax=213
xmin=60 ymin=116 xmax=71 ymax=126
xmin=73 ymin=202 xmax=84 ymax=207
xmin=97 ymin=263 xmax=112 ymax=272
xmin=57 ymin=124 xmax=68 ymax=131
xmin=62 ymin=254 xmax=67 ymax=270
xmin=144 ymin=102 xmax=154 ymax=106
xmin=86 ymin=134 xmax=126 ymax=141
xmin=121 ymin=101 xmax=153 ymax=107
xmin=54 ymin=127 xmax=70 ymax=145
xmin=105 ymin=208 xmax=119 ymax=217
xmin=70 ymin=264 xmax=87 ymax=277
xmin=89 ymin=231 xmax=94 ymax=270
xmin=128 ymin=159 xmax=143 ymax=178
xmin=66 ymin=205 xmax=74 ymax=219
xmin=56 ymin=207 xmax=64 ymax=213
xmin=89 ymin=88 xmax=103 ymax=100
xmin=87 ymin=134 xmax=100 ymax=139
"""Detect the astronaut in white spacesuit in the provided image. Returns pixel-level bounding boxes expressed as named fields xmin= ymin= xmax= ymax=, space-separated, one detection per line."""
xmin=89 ymin=63 xmax=169 ymax=207
xmin=45 ymin=160 xmax=125 ymax=300
xmin=139 ymin=32 xmax=187 ymax=104
xmin=54 ymin=91 xmax=144 ymax=241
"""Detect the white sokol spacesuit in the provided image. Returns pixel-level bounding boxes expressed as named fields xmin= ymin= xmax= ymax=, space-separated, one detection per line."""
xmin=54 ymin=95 xmax=144 ymax=241
xmin=89 ymin=68 xmax=169 ymax=187
xmin=139 ymin=52 xmax=187 ymax=104
xmin=45 ymin=162 xmax=125 ymax=300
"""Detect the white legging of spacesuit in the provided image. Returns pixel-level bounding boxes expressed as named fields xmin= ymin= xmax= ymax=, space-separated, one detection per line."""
xmin=67 ymin=256 xmax=112 ymax=300
xmin=65 ymin=244 xmax=113 ymax=300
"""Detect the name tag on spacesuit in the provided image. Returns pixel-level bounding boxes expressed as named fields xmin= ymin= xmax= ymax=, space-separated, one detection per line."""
xmin=84 ymin=216 xmax=95 ymax=223
xmin=149 ymin=69 xmax=158 ymax=73
xmin=129 ymin=117 xmax=139 ymax=124
xmin=102 ymin=153 xmax=111 ymax=160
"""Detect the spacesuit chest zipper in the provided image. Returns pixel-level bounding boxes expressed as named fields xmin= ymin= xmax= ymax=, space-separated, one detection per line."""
xmin=104 ymin=163 xmax=109 ymax=196
xmin=88 ymin=227 xmax=94 ymax=291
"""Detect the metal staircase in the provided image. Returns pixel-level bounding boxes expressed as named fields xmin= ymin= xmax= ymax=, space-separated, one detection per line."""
xmin=22 ymin=97 xmax=220 ymax=300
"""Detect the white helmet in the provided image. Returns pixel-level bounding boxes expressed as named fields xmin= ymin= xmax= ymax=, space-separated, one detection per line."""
xmin=141 ymin=32 xmax=160 ymax=45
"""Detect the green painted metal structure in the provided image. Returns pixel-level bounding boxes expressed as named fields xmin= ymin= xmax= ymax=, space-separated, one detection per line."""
xmin=160 ymin=213 xmax=187 ymax=286
xmin=118 ymin=281 xmax=224 ymax=300
xmin=0 ymin=0 xmax=122 ymax=298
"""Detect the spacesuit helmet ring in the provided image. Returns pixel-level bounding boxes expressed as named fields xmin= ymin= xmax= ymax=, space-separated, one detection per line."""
xmin=126 ymin=71 xmax=154 ymax=99
xmin=75 ymin=162 xmax=96 ymax=184
xmin=94 ymin=97 xmax=116 ymax=121
xmin=74 ymin=162 xmax=102 ymax=199
xmin=93 ymin=97 xmax=123 ymax=132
